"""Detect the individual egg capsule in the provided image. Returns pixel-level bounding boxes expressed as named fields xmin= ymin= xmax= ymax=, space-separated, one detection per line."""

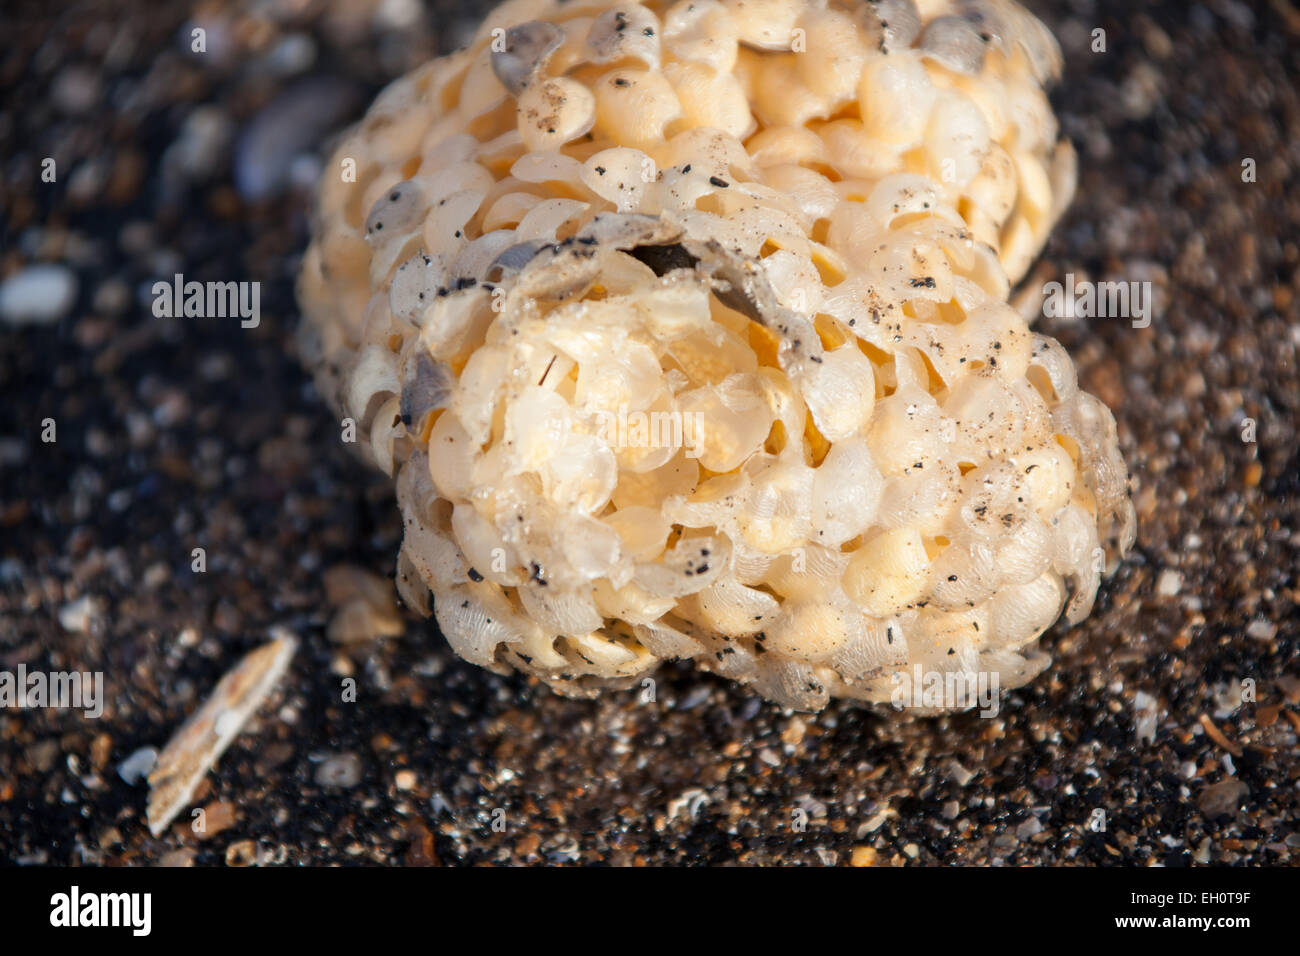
xmin=732 ymin=460 xmax=815 ymax=554
xmin=568 ymin=631 xmax=656 ymax=677
xmin=389 ymin=251 xmax=451 ymax=326
xmin=693 ymin=577 xmax=781 ymax=638
xmin=364 ymin=179 xmax=428 ymax=241
xmin=580 ymin=147 xmax=656 ymax=211
xmin=545 ymin=431 xmax=620 ymax=515
xmin=843 ymin=527 xmax=932 ymax=616
xmin=451 ymin=501 xmax=521 ymax=586
xmin=611 ymin=451 xmax=700 ymax=510
xmin=760 ymin=545 xmax=848 ymax=604
xmin=905 ymin=606 xmax=986 ymax=673
xmin=964 ymin=142 xmax=1018 ymax=227
xmin=1013 ymin=443 xmax=1076 ymax=517
xmin=927 ymin=534 xmax=999 ymax=610
xmin=662 ymin=60 xmax=755 ymax=141
xmin=858 ymin=52 xmax=937 ymax=148
xmin=592 ymin=577 xmax=678 ymax=625
xmin=988 ymin=571 xmax=1066 ymax=651
xmin=585 ymin=5 xmax=662 ymax=69
xmin=518 ymin=582 xmax=604 ymax=637
xmin=793 ymin=6 xmax=870 ymax=107
xmin=662 ymin=0 xmax=739 ymax=72
xmin=757 ymin=164 xmax=839 ymax=226
xmin=943 ymin=372 xmax=1025 ymax=464
xmin=811 ymin=437 xmax=884 ymax=548
xmin=748 ymin=53 xmax=828 ymax=128
xmin=763 ymin=602 xmax=860 ymax=663
xmin=593 ymin=69 xmax=683 ymax=149
xmin=421 ymin=189 xmax=487 ymax=257
xmin=744 ymin=124 xmax=826 ymax=169
xmin=602 ymin=506 xmax=672 ymax=562
xmin=875 ymin=461 xmax=962 ymax=538
xmin=632 ymin=533 xmax=728 ymax=598
xmin=866 ymin=385 xmax=951 ymax=476
xmin=923 ymin=90 xmax=991 ymax=190
xmin=795 ymin=343 xmax=876 ymax=443
xmin=558 ymin=513 xmax=628 ymax=582
xmin=516 ymin=77 xmax=597 ymax=152
xmin=666 ymin=471 xmax=750 ymax=528
xmin=433 ymin=582 xmax=530 ymax=667
xmin=676 ymin=386 xmax=772 ymax=474
xmin=575 ymin=338 xmax=664 ymax=415
xmin=991 ymin=513 xmax=1055 ymax=588
xmin=828 ymin=615 xmax=907 ymax=684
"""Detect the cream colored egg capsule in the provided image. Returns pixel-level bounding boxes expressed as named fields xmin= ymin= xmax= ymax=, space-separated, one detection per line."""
xmin=298 ymin=0 xmax=1135 ymax=712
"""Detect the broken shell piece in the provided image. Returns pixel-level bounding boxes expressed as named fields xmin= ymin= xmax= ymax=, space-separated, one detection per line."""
xmin=365 ymin=180 xmax=427 ymax=241
xmin=324 ymin=563 xmax=408 ymax=643
xmin=491 ymin=21 xmax=566 ymax=95
xmin=920 ymin=15 xmax=988 ymax=75
xmin=724 ymin=0 xmax=801 ymax=51
xmin=586 ymin=6 xmax=662 ymax=68
xmin=146 ymin=632 xmax=296 ymax=836
xmin=871 ymin=0 xmax=923 ymax=53
xmin=400 ymin=352 xmax=453 ymax=431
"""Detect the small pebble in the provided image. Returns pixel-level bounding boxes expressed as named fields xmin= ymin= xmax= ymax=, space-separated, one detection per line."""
xmin=316 ymin=752 xmax=363 ymax=788
xmin=159 ymin=849 xmax=196 ymax=867
xmin=118 ymin=747 xmax=158 ymax=785
xmin=1246 ymin=619 xmax=1277 ymax=641
xmin=58 ymin=595 xmax=99 ymax=633
xmin=0 ymin=264 xmax=78 ymax=326
xmin=781 ymin=717 xmax=806 ymax=747
xmin=195 ymin=800 xmax=237 ymax=840
xmin=52 ymin=65 xmax=101 ymax=114
xmin=1155 ymin=569 xmax=1183 ymax=597
xmin=92 ymin=279 xmax=130 ymax=316
xmin=945 ymin=760 xmax=974 ymax=787
xmin=265 ymin=33 xmax=317 ymax=75
xmin=1016 ymin=817 xmax=1044 ymax=840
xmin=30 ymin=739 xmax=59 ymax=773
xmin=850 ymin=846 xmax=878 ymax=867
xmin=225 ymin=839 xmax=259 ymax=867
xmin=163 ymin=107 xmax=232 ymax=184
xmin=677 ymin=685 xmax=711 ymax=710
xmin=1197 ymin=778 xmax=1248 ymax=819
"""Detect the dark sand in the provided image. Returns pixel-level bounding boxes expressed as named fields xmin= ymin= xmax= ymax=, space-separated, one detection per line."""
xmin=0 ymin=0 xmax=1296 ymax=865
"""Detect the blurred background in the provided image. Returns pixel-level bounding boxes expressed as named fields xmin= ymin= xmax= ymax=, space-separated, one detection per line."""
xmin=0 ymin=0 xmax=1297 ymax=866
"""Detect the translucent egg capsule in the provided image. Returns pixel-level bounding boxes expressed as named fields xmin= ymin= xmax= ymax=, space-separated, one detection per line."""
xmin=299 ymin=0 xmax=1133 ymax=712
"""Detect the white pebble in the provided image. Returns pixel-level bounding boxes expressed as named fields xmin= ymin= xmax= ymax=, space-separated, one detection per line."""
xmin=316 ymin=752 xmax=362 ymax=788
xmin=118 ymin=747 xmax=159 ymax=785
xmin=0 ymin=264 xmax=78 ymax=326
xmin=1155 ymin=569 xmax=1183 ymax=597
xmin=946 ymin=760 xmax=974 ymax=787
xmin=1246 ymin=619 xmax=1277 ymax=641
xmin=57 ymin=595 xmax=98 ymax=633
xmin=1015 ymin=817 xmax=1044 ymax=840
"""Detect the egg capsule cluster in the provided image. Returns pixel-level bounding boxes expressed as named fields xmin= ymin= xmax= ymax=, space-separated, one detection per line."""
xmin=298 ymin=0 xmax=1134 ymax=711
